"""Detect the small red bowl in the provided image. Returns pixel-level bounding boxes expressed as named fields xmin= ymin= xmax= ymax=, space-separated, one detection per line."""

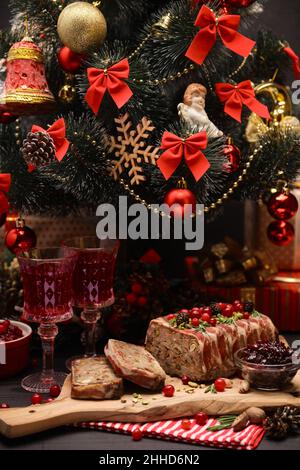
xmin=0 ymin=321 xmax=32 ymax=379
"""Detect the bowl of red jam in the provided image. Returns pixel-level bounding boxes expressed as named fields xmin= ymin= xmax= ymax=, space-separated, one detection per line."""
xmin=235 ymin=340 xmax=300 ymax=391
xmin=0 ymin=320 xmax=32 ymax=379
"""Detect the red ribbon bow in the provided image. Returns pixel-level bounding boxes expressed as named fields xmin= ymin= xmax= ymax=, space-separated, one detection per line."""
xmin=215 ymin=80 xmax=270 ymax=122
xmin=185 ymin=5 xmax=255 ymax=65
xmin=85 ymin=59 xmax=133 ymax=114
xmin=157 ymin=131 xmax=210 ymax=181
xmin=284 ymin=47 xmax=300 ymax=79
xmin=0 ymin=173 xmax=11 ymax=215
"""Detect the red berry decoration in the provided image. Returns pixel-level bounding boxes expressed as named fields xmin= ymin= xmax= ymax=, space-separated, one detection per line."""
xmin=223 ymin=304 xmax=234 ymax=318
xmin=209 ymin=317 xmax=217 ymax=327
xmin=0 ymin=403 xmax=10 ymax=408
xmin=164 ymin=188 xmax=197 ymax=218
xmin=57 ymin=47 xmax=84 ymax=73
xmin=45 ymin=398 xmax=54 ymax=403
xmin=267 ymin=191 xmax=298 ymax=221
xmin=0 ymin=111 xmax=18 ymax=124
xmin=192 ymin=317 xmax=200 ymax=327
xmin=49 ymin=384 xmax=61 ymax=398
xmin=232 ymin=300 xmax=243 ymax=312
xmin=31 ymin=393 xmax=42 ymax=405
xmin=214 ymin=378 xmax=226 ymax=392
xmin=181 ymin=419 xmax=192 ymax=430
xmin=243 ymin=312 xmax=250 ymax=320
xmin=179 ymin=309 xmax=189 ymax=314
xmin=137 ymin=296 xmax=148 ymax=307
xmin=132 ymin=427 xmax=143 ymax=441
xmin=5 ymin=219 xmax=37 ymax=254
xmin=181 ymin=375 xmax=190 ymax=385
xmin=162 ymin=384 xmax=175 ymax=397
xmin=126 ymin=293 xmax=137 ymax=305
xmin=201 ymin=313 xmax=211 ymax=323
xmin=203 ymin=306 xmax=212 ymax=315
xmin=0 ymin=324 xmax=6 ymax=335
xmin=195 ymin=411 xmax=208 ymax=426
xmin=267 ymin=220 xmax=294 ymax=246
xmin=131 ymin=282 xmax=143 ymax=294
xmin=190 ymin=308 xmax=201 ymax=319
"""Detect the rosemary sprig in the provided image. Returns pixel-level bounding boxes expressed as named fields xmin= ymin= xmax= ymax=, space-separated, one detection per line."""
xmin=207 ymin=415 xmax=237 ymax=432
xmin=204 ymin=384 xmax=217 ymax=394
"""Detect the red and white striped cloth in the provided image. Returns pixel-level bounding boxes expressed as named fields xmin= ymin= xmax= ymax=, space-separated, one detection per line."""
xmin=76 ymin=418 xmax=265 ymax=450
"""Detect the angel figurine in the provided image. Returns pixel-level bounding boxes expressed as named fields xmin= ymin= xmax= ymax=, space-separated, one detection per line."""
xmin=178 ymin=83 xmax=223 ymax=138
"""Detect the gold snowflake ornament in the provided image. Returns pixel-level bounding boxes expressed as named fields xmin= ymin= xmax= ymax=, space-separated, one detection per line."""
xmin=108 ymin=112 xmax=160 ymax=185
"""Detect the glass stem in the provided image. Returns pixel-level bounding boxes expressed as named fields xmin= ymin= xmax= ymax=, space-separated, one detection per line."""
xmin=81 ymin=307 xmax=101 ymax=357
xmin=38 ymin=323 xmax=58 ymax=381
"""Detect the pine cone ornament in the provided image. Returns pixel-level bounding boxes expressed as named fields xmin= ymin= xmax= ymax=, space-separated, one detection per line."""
xmin=176 ymin=311 xmax=189 ymax=327
xmin=265 ymin=406 xmax=300 ymax=440
xmin=21 ymin=131 xmax=56 ymax=168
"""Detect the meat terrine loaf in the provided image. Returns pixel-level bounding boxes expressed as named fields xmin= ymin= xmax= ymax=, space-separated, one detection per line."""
xmin=105 ymin=339 xmax=166 ymax=390
xmin=71 ymin=356 xmax=123 ymax=400
xmin=145 ymin=313 xmax=277 ymax=382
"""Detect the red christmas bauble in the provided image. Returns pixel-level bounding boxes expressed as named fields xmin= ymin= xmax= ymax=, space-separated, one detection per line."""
xmin=0 ymin=212 xmax=6 ymax=227
xmin=223 ymin=142 xmax=241 ymax=172
xmin=57 ymin=47 xmax=84 ymax=73
xmin=5 ymin=224 xmax=37 ymax=254
xmin=267 ymin=220 xmax=294 ymax=246
xmin=0 ymin=111 xmax=18 ymax=124
xmin=267 ymin=191 xmax=298 ymax=221
xmin=164 ymin=188 xmax=197 ymax=218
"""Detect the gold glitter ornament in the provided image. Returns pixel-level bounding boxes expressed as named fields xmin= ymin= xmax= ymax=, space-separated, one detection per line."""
xmin=57 ymin=2 xmax=107 ymax=54
xmin=58 ymin=74 xmax=77 ymax=104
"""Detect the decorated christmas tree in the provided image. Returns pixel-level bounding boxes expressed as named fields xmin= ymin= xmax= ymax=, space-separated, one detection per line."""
xmin=0 ymin=0 xmax=300 ymax=245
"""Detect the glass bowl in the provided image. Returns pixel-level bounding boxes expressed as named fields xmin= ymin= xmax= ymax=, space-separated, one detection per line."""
xmin=235 ymin=348 xmax=300 ymax=391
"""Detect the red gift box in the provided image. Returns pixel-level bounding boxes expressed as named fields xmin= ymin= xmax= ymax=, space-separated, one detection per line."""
xmin=194 ymin=272 xmax=300 ymax=332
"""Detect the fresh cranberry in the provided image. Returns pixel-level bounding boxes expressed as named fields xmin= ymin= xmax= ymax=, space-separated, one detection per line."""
xmin=209 ymin=317 xmax=217 ymax=327
xmin=192 ymin=317 xmax=200 ymax=327
xmin=132 ymin=427 xmax=143 ymax=441
xmin=195 ymin=412 xmax=208 ymax=425
xmin=0 ymin=324 xmax=6 ymax=335
xmin=179 ymin=309 xmax=189 ymax=315
xmin=0 ymin=403 xmax=10 ymax=408
xmin=162 ymin=384 xmax=175 ymax=397
xmin=243 ymin=312 xmax=250 ymax=320
xmin=181 ymin=375 xmax=190 ymax=385
xmin=190 ymin=308 xmax=201 ymax=319
xmin=2 ymin=320 xmax=10 ymax=329
xmin=167 ymin=314 xmax=176 ymax=321
xmin=233 ymin=300 xmax=244 ymax=312
xmin=218 ymin=303 xmax=226 ymax=312
xmin=49 ymin=384 xmax=61 ymax=398
xmin=126 ymin=293 xmax=137 ymax=305
xmin=45 ymin=398 xmax=54 ymax=403
xmin=214 ymin=378 xmax=226 ymax=392
xmin=201 ymin=313 xmax=211 ymax=323
xmin=202 ymin=307 xmax=212 ymax=315
xmin=223 ymin=304 xmax=234 ymax=317
xmin=31 ymin=393 xmax=42 ymax=405
xmin=131 ymin=283 xmax=143 ymax=294
xmin=181 ymin=419 xmax=192 ymax=430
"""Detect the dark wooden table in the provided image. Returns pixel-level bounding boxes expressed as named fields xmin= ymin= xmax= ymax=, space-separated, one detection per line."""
xmin=1 ymin=335 xmax=300 ymax=451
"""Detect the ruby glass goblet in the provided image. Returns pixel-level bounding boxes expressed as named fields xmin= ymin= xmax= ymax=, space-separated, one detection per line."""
xmin=62 ymin=237 xmax=119 ymax=368
xmin=17 ymin=247 xmax=77 ymax=393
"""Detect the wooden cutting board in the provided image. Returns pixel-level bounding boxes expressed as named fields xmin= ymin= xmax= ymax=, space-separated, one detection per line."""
xmin=1 ymin=373 xmax=300 ymax=439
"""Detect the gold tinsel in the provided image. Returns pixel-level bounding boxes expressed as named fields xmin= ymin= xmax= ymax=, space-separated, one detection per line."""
xmin=57 ymin=2 xmax=107 ymax=54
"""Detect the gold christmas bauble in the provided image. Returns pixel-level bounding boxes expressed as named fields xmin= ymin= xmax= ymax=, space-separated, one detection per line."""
xmin=58 ymin=83 xmax=77 ymax=104
xmin=57 ymin=2 xmax=107 ymax=54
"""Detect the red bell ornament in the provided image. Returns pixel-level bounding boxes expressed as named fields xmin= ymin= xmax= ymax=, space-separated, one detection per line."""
xmin=164 ymin=180 xmax=197 ymax=219
xmin=57 ymin=47 xmax=84 ymax=74
xmin=223 ymin=137 xmax=240 ymax=172
xmin=267 ymin=220 xmax=294 ymax=247
xmin=5 ymin=218 xmax=37 ymax=254
xmin=267 ymin=191 xmax=298 ymax=221
xmin=0 ymin=37 xmax=56 ymax=115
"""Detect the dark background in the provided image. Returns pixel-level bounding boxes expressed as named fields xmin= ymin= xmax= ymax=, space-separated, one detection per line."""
xmin=0 ymin=0 xmax=300 ymax=44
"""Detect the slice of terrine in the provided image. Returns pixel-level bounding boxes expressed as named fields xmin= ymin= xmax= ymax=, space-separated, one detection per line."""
xmin=71 ymin=356 xmax=123 ymax=400
xmin=105 ymin=339 xmax=166 ymax=390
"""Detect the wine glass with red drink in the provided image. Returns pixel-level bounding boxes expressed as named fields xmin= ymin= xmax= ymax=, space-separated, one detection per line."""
xmin=17 ymin=247 xmax=77 ymax=393
xmin=62 ymin=237 xmax=119 ymax=367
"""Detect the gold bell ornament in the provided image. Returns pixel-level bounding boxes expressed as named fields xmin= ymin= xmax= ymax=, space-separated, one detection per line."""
xmin=0 ymin=37 xmax=56 ymax=115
